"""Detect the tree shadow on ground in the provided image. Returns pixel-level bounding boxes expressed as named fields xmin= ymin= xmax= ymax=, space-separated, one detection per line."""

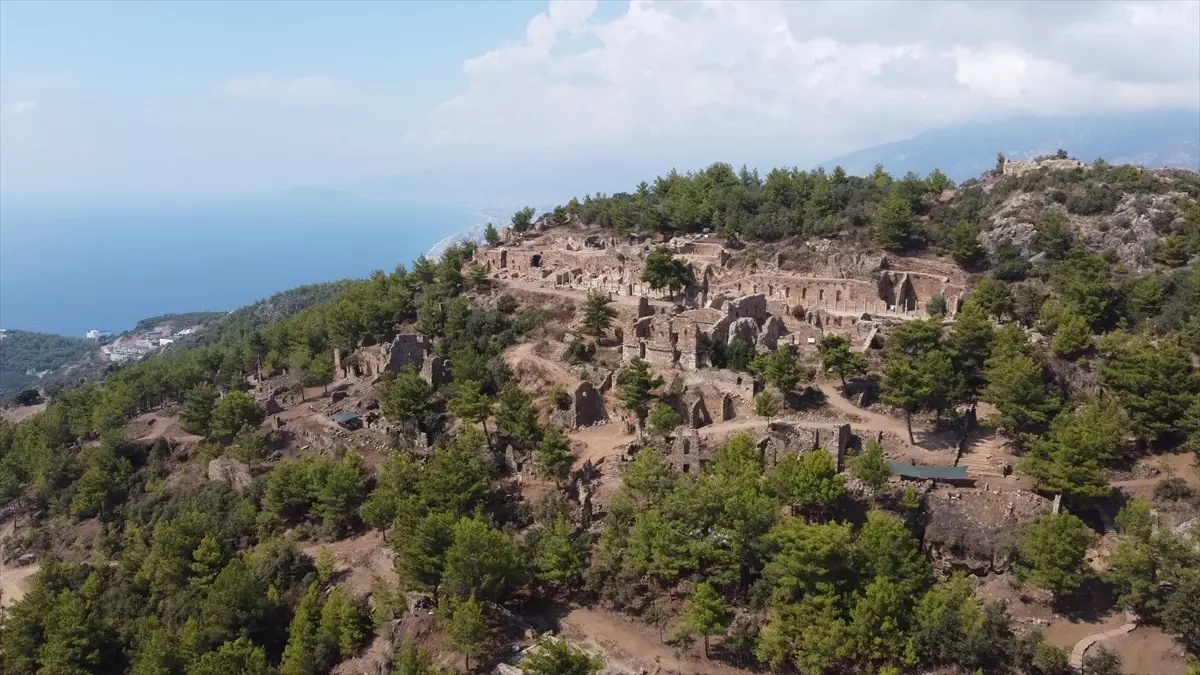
xmin=1056 ymin=576 xmax=1118 ymax=623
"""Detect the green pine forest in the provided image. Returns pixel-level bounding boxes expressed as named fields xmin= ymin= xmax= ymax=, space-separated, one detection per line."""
xmin=1 ymin=158 xmax=1199 ymax=675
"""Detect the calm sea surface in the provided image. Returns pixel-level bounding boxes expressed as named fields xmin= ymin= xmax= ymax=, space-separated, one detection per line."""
xmin=0 ymin=200 xmax=480 ymax=336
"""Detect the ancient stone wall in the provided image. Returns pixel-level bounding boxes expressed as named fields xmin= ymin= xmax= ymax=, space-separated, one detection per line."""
xmin=421 ymin=355 xmax=449 ymax=389
xmin=660 ymin=422 xmax=850 ymax=474
xmin=352 ymin=333 xmax=430 ymax=378
xmin=1002 ymin=158 xmax=1084 ymax=177
xmin=549 ymin=381 xmax=608 ymax=430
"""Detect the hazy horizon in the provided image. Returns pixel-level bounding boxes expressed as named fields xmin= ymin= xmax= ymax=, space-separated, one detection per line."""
xmin=3 ymin=1 xmax=1197 ymax=207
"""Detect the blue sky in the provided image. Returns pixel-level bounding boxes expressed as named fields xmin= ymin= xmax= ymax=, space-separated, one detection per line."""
xmin=1 ymin=0 xmax=1197 ymax=205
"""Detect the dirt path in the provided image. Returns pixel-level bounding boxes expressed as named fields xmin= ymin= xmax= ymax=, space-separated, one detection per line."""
xmin=816 ymin=382 xmax=962 ymax=456
xmin=697 ymin=418 xmax=770 ymax=438
xmin=497 ymin=279 xmax=673 ymax=310
xmin=1069 ymin=616 xmax=1137 ymax=669
xmin=138 ymin=413 xmax=175 ymax=441
xmin=1 ymin=524 xmax=40 ymax=609
xmin=1102 ymin=626 xmax=1190 ymax=675
xmin=0 ymin=563 xmax=40 ymax=609
xmin=0 ymin=402 xmax=47 ymax=425
xmin=570 ymin=424 xmax=636 ymax=469
xmin=505 ymin=342 xmax=581 ymax=387
xmin=817 ymin=383 xmax=911 ymax=436
xmin=561 ymin=608 xmax=746 ymax=675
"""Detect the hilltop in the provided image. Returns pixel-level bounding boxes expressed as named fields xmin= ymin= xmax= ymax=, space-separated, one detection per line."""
xmin=0 ymin=158 xmax=1197 ymax=675
xmin=820 ymin=110 xmax=1200 ymax=181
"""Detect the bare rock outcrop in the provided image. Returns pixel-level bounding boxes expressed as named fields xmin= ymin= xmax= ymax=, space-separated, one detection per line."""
xmin=923 ymin=488 xmax=1049 ymax=575
xmin=207 ymin=457 xmax=252 ymax=492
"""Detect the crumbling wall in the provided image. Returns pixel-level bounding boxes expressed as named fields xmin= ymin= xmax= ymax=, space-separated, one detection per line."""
xmin=549 ymin=381 xmax=608 ymax=430
xmin=661 ymin=422 xmax=849 ymax=474
xmin=573 ymin=381 xmax=607 ymax=427
xmin=353 ymin=333 xmax=430 ymax=378
xmin=421 ymin=355 xmax=449 ymax=388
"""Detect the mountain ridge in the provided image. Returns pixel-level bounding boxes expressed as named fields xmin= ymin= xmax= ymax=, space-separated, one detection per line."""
xmin=821 ymin=109 xmax=1200 ymax=181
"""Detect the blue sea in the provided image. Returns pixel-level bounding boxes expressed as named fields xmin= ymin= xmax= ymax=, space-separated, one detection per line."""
xmin=0 ymin=199 xmax=482 ymax=337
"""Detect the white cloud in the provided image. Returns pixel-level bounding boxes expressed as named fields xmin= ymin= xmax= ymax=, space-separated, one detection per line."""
xmin=5 ymin=100 xmax=37 ymax=116
xmin=407 ymin=0 xmax=1200 ymax=163
xmin=220 ymin=75 xmax=341 ymax=100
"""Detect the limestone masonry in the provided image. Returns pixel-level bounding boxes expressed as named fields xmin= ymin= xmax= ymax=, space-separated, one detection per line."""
xmin=479 ymin=226 xmax=968 ymax=373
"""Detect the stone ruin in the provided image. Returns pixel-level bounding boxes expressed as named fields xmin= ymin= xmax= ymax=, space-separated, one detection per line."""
xmin=479 ymin=228 xmax=969 ymax=383
xmin=658 ymin=421 xmax=851 ymax=475
xmin=549 ymin=381 xmax=609 ymax=430
xmin=336 ymin=333 xmax=447 ymax=387
xmin=1001 ymin=157 xmax=1085 ymax=177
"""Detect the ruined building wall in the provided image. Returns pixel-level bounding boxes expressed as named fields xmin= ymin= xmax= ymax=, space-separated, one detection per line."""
xmin=661 ymin=422 xmax=850 ymax=474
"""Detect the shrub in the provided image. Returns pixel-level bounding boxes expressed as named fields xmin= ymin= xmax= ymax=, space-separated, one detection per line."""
xmin=1154 ymin=477 xmax=1195 ymax=502
xmin=548 ymin=385 xmax=572 ymax=411
xmin=564 ymin=338 xmax=596 ymax=365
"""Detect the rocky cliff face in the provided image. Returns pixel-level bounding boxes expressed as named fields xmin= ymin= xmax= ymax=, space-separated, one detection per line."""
xmin=978 ymin=163 xmax=1199 ymax=273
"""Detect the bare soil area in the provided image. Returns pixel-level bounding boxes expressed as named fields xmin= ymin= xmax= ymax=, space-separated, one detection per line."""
xmin=1101 ymin=626 xmax=1189 ymax=675
xmin=300 ymin=530 xmax=397 ymax=598
xmin=0 ymin=402 xmax=47 ymax=425
xmin=561 ymin=607 xmax=748 ymax=675
xmin=0 ymin=561 xmax=40 ymax=609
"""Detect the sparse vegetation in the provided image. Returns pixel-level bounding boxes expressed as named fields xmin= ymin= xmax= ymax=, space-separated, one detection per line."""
xmin=1 ymin=158 xmax=1197 ymax=675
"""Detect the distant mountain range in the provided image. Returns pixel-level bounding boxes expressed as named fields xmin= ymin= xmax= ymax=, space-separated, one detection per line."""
xmin=821 ymin=109 xmax=1200 ymax=181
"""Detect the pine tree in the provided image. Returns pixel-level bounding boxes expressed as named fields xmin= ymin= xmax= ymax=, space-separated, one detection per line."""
xmin=536 ymin=514 xmax=586 ymax=588
xmin=618 ymin=358 xmax=663 ymax=426
xmin=1050 ymin=311 xmax=1092 ymax=358
xmin=129 ymin=617 xmax=182 ymax=675
xmin=679 ymin=582 xmax=730 ymax=657
xmin=484 ymin=223 xmax=500 ymax=246
xmin=873 ymin=188 xmax=916 ymax=252
xmin=818 ymin=335 xmax=868 ymax=390
xmin=442 ymin=517 xmax=524 ymax=602
xmin=394 ymin=510 xmax=457 ymax=603
xmin=180 ymin=384 xmax=218 ymax=436
xmin=187 ymin=638 xmax=273 ymax=675
xmin=534 ymin=427 xmax=574 ymax=484
xmin=580 ymin=291 xmax=618 ymax=338
xmin=881 ymin=357 xmax=929 ymax=444
xmin=789 ymin=450 xmax=846 ymax=517
xmin=209 ymin=391 xmax=266 ymax=441
xmin=972 ymin=277 xmax=1014 ymax=321
xmin=494 ymin=385 xmax=542 ymax=451
xmin=641 ymin=247 xmax=693 ymax=298
xmin=1098 ymin=333 xmax=1196 ymax=443
xmin=1019 ymin=397 xmax=1127 ymax=499
xmin=646 ymin=402 xmax=681 ymax=441
xmin=189 ymin=532 xmax=224 ymax=586
xmin=229 ymin=424 xmax=269 ymax=471
xmin=755 ymin=390 xmax=780 ymax=425
xmin=449 ymin=380 xmax=492 ymax=445
xmin=1019 ymin=513 xmax=1095 ymax=597
xmin=849 ymin=577 xmax=913 ymax=670
xmin=947 ymin=221 xmax=986 ymax=268
xmin=280 ymin=583 xmax=321 ymax=675
xmin=982 ymin=351 xmax=1058 ymax=436
xmin=946 ymin=301 xmax=995 ymax=405
xmin=392 ymin=643 xmax=447 ymax=675
xmin=442 ymin=595 xmax=489 ymax=671
xmin=379 ymin=367 xmax=434 ymax=435
xmin=849 ymin=440 xmax=890 ymax=493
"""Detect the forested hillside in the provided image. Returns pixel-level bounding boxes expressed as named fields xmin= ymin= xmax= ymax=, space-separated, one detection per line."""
xmin=545 ymin=158 xmax=1200 ymax=264
xmin=0 ymin=331 xmax=95 ymax=399
xmin=134 ymin=312 xmax=226 ymax=332
xmin=0 ymin=159 xmax=1198 ymax=675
